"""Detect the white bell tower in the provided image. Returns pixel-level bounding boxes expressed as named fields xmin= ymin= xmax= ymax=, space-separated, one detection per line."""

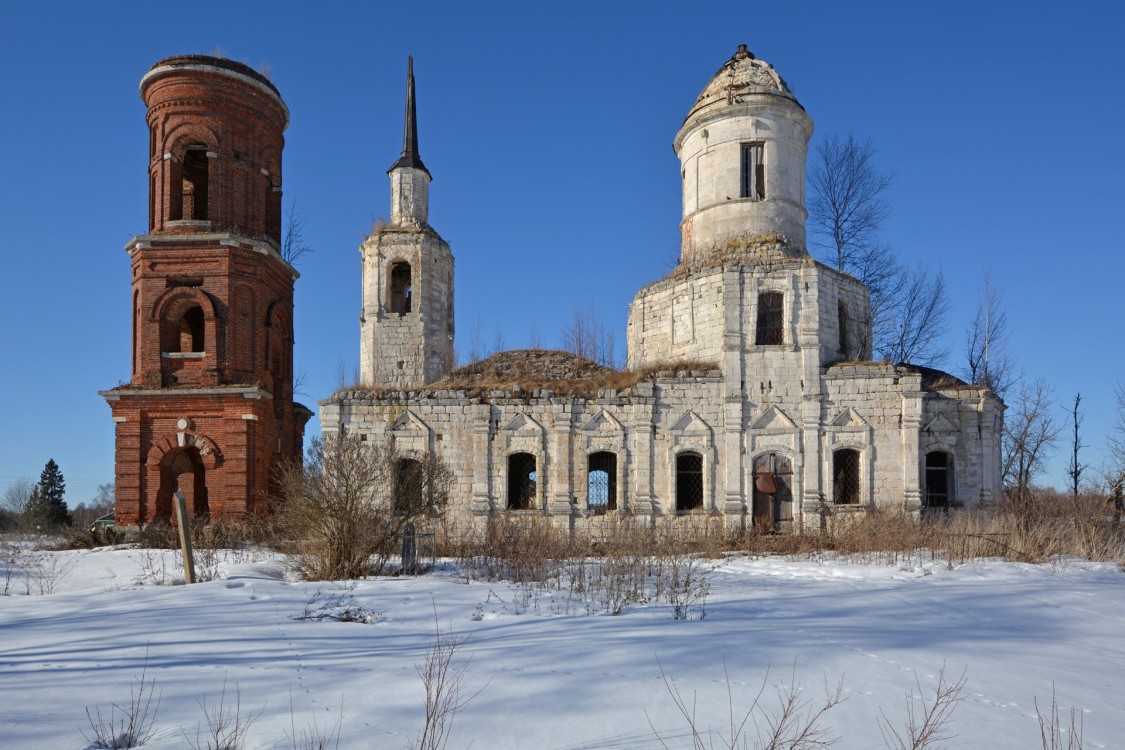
xmin=359 ymin=57 xmax=454 ymax=389
xmin=674 ymin=45 xmax=814 ymax=264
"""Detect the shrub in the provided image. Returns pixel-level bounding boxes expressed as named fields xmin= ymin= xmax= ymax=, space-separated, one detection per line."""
xmin=274 ymin=433 xmax=452 ymax=580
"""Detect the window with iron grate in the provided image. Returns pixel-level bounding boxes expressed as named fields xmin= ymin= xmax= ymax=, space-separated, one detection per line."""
xmin=833 ymin=448 xmax=860 ymax=504
xmin=756 ymin=291 xmax=784 ymax=345
xmin=676 ymin=452 xmax=704 ymax=512
xmin=507 ymin=452 xmax=537 ymax=510
xmin=587 ymin=451 xmax=617 ymax=513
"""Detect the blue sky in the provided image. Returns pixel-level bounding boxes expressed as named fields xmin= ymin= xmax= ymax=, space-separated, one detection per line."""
xmin=1 ymin=1 xmax=1122 ymax=503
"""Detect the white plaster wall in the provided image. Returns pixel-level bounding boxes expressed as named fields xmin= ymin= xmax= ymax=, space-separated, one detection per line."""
xmin=359 ymin=230 xmax=454 ymax=389
xmin=676 ymin=96 xmax=813 ymax=262
xmin=389 ymin=167 xmax=429 ymax=226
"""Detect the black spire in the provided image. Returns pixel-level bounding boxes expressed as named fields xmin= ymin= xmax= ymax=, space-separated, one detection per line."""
xmin=388 ymin=55 xmax=430 ymax=177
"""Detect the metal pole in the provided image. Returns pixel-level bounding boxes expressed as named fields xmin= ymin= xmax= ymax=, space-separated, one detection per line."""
xmin=173 ymin=490 xmax=197 ymax=584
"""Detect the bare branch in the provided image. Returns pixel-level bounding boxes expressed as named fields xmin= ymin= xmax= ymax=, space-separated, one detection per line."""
xmin=878 ymin=265 xmax=950 ymax=366
xmin=808 ymin=134 xmax=893 ymax=274
xmin=274 ymin=433 xmax=452 ymax=580
xmin=1003 ymin=378 xmax=1062 ymax=503
xmin=282 ymin=199 xmax=313 ymax=265
xmin=561 ymin=303 xmax=618 ymax=368
xmin=963 ymin=269 xmax=1016 ymax=398
xmin=809 ymin=134 xmax=950 ymax=366
xmin=879 ymin=666 xmax=966 ymax=750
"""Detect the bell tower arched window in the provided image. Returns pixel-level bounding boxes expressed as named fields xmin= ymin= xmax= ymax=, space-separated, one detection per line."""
xmin=178 ymin=307 xmax=205 ymax=353
xmin=181 ymin=147 xmax=209 ymax=221
xmin=389 ymin=261 xmax=412 ymax=314
xmin=167 ymin=145 xmax=210 ymax=222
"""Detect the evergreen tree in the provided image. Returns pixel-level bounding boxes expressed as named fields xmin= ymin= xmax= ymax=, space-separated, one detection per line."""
xmin=25 ymin=459 xmax=70 ymax=528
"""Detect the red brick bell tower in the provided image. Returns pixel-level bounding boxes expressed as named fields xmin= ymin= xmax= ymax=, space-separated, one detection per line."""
xmin=101 ymin=55 xmax=311 ymax=526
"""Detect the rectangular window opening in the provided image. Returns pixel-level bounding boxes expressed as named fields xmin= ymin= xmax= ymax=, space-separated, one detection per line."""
xmin=740 ymin=143 xmax=765 ymax=201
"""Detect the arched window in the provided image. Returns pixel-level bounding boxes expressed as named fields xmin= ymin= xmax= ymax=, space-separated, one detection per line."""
xmin=178 ymin=306 xmax=205 ymax=353
xmin=924 ymin=452 xmax=954 ymax=511
xmin=838 ymin=301 xmax=850 ymax=358
xmin=675 ymin=452 xmax=704 ymax=512
xmin=389 ymin=261 xmax=412 ymax=314
xmin=132 ymin=290 xmax=140 ymax=376
xmin=587 ymin=451 xmax=617 ymax=513
xmin=833 ymin=448 xmax=860 ymax=505
xmin=181 ymin=146 xmax=209 ymax=221
xmin=752 ymin=452 xmax=793 ymax=532
xmin=159 ymin=446 xmax=208 ymax=521
xmin=507 ymin=453 xmax=537 ymax=510
xmin=395 ymin=458 xmax=423 ymax=514
xmin=756 ymin=291 xmax=784 ymax=345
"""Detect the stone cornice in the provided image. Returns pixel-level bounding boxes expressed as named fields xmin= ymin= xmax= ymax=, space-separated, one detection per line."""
xmin=100 ymin=386 xmax=273 ymax=401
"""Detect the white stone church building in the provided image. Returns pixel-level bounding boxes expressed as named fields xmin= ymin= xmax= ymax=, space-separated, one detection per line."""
xmin=320 ymin=47 xmax=1003 ymax=531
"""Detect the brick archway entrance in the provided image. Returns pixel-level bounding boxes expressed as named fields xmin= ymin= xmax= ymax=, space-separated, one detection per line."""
xmin=159 ymin=447 xmax=209 ymax=521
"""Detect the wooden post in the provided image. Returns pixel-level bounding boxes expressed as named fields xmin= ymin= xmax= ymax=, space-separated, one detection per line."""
xmin=173 ymin=491 xmax=197 ymax=584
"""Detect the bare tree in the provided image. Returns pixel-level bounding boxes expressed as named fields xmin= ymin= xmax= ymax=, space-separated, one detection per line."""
xmin=1109 ymin=382 xmax=1125 ymax=476
xmin=1003 ymin=379 xmax=1062 ymax=504
xmin=526 ymin=317 xmax=544 ymax=350
xmin=561 ymin=303 xmax=617 ymax=368
xmin=275 ymin=432 xmax=452 ymax=580
xmin=808 ymin=134 xmax=892 ymax=273
xmin=463 ymin=314 xmax=503 ymax=365
xmin=1066 ymin=393 xmax=1086 ymax=502
xmin=964 ymin=269 xmax=1015 ymax=398
xmin=282 ymin=199 xmax=313 ymax=265
xmin=1 ymin=478 xmax=34 ymax=530
xmin=879 ymin=265 xmax=950 ymax=366
xmin=2 ymin=478 xmax=34 ymax=515
xmin=808 ymin=134 xmax=949 ymax=366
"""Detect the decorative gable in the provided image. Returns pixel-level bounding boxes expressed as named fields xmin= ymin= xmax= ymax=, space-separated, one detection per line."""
xmin=671 ymin=410 xmax=711 ymax=436
xmin=829 ymin=407 xmax=870 ymax=429
xmin=389 ymin=409 xmax=431 ymax=454
xmin=501 ymin=412 xmax=545 ymax=435
xmin=500 ymin=412 xmax=546 ymax=455
xmin=750 ymin=405 xmax=797 ymax=431
xmin=922 ymin=413 xmax=958 ymax=434
xmin=583 ymin=408 xmax=624 ymax=434
xmin=390 ymin=409 xmax=431 ymax=435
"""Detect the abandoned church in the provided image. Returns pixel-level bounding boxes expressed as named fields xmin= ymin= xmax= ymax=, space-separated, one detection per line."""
xmin=104 ymin=46 xmax=1003 ymax=531
xmin=320 ymin=45 xmax=1003 ymax=531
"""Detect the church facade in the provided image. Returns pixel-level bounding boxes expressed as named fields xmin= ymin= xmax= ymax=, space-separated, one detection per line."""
xmin=320 ymin=45 xmax=1004 ymax=532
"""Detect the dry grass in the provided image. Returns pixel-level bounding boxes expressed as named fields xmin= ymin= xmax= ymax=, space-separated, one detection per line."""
xmin=328 ymin=350 xmax=720 ymax=402
xmin=661 ymin=233 xmax=796 ymax=283
xmin=740 ymin=494 xmax=1125 ymax=568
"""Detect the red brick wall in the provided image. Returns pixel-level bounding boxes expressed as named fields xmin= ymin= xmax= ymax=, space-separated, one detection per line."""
xmin=141 ymin=55 xmax=287 ymax=242
xmin=106 ymin=56 xmax=309 ymax=527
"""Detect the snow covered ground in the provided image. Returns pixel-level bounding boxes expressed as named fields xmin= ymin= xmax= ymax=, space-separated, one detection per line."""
xmin=1 ymin=544 xmax=1122 ymax=749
